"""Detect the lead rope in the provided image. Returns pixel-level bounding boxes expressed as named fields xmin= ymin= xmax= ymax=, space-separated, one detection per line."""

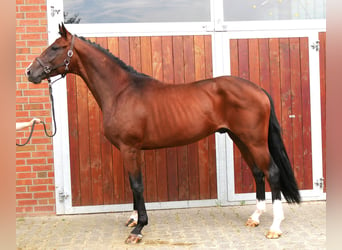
xmin=17 ymin=35 xmax=75 ymax=146
xmin=16 ymin=81 xmax=57 ymax=146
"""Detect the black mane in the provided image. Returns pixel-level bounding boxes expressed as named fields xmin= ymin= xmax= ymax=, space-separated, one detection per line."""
xmin=78 ymin=36 xmax=150 ymax=78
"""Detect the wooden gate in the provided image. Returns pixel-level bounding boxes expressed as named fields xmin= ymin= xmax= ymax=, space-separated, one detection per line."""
xmin=230 ymin=37 xmax=314 ymax=194
xmin=66 ymin=35 xmax=218 ymax=206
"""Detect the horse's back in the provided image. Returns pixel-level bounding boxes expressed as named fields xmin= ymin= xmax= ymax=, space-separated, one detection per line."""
xmin=110 ymin=75 xmax=270 ymax=149
xmin=139 ymin=76 xmax=269 ymax=147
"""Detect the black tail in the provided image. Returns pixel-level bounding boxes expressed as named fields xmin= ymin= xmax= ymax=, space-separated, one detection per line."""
xmin=263 ymin=90 xmax=301 ymax=204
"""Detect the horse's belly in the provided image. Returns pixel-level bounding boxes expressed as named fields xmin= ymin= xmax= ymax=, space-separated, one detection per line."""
xmin=142 ymin=113 xmax=217 ymax=149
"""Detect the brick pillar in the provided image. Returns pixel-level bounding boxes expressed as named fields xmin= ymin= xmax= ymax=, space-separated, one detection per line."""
xmin=16 ymin=0 xmax=56 ymax=216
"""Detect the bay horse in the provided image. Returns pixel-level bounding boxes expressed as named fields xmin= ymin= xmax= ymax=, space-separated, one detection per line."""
xmin=26 ymin=24 xmax=300 ymax=243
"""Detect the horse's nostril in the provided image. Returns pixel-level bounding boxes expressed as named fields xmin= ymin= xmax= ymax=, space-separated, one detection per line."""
xmin=25 ymin=62 xmax=33 ymax=77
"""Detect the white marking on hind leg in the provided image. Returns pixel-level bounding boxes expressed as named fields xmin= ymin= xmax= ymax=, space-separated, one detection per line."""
xmin=250 ymin=200 xmax=266 ymax=224
xmin=269 ymin=199 xmax=284 ymax=234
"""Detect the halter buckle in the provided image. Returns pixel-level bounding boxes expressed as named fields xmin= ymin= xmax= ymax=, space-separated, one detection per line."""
xmin=67 ymin=50 xmax=73 ymax=58
xmin=44 ymin=66 xmax=51 ymax=74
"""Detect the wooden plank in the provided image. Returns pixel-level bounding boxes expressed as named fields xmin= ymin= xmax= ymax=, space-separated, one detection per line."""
xmin=108 ymin=37 xmax=119 ymax=56
xmin=162 ymin=36 xmax=179 ymax=201
xmin=140 ymin=36 xmax=158 ymax=202
xmin=208 ymin=134 xmax=217 ymax=198
xmin=129 ymin=37 xmax=142 ymax=72
xmin=96 ymin=37 xmax=114 ymax=205
xmin=204 ymin=35 xmax=213 ymax=80
xmin=257 ymin=38 xmax=271 ymax=192
xmin=194 ymin=35 xmax=210 ymax=199
xmin=238 ymin=39 xmax=249 ymax=80
xmin=204 ymin=35 xmax=217 ymax=199
xmin=67 ymin=74 xmax=81 ymax=206
xmin=230 ymin=39 xmax=243 ymax=194
xmin=194 ymin=36 xmax=206 ymax=81
xmin=289 ymin=37 xmax=304 ymax=189
xmin=112 ymin=146 xmax=125 ymax=204
xmin=267 ymin=38 xmax=282 ymax=193
xmin=242 ymin=38 xmax=259 ymax=193
xmin=300 ymin=37 xmax=313 ymax=189
xmin=151 ymin=36 xmax=168 ymax=202
xmin=88 ymin=84 xmax=103 ymax=205
xmin=151 ymin=37 xmax=163 ymax=81
xmin=173 ymin=36 xmax=189 ymax=201
xmin=107 ymin=37 xmax=126 ymax=204
xmin=173 ymin=36 xmax=185 ymax=85
xmin=279 ymin=38 xmax=294 ymax=167
xmin=259 ymin=38 xmax=271 ymax=92
xmin=162 ymin=36 xmax=174 ymax=83
xmin=101 ymin=134 xmax=114 ymax=205
xmin=248 ymin=39 xmax=260 ymax=85
xmin=129 ymin=37 xmax=148 ymax=195
xmin=86 ymin=37 xmax=103 ymax=205
xmin=140 ymin=36 xmax=153 ymax=75
xmin=183 ymin=36 xmax=196 ymax=83
xmin=118 ymin=37 xmax=132 ymax=203
xmin=183 ymin=35 xmax=199 ymax=200
xmin=239 ymin=39 xmax=252 ymax=193
xmin=76 ymin=74 xmax=92 ymax=205
xmin=319 ymin=32 xmax=326 ymax=192
xmin=269 ymin=38 xmax=282 ymax=123
xmin=229 ymin=40 xmax=239 ymax=78
xmin=238 ymin=39 xmax=254 ymax=193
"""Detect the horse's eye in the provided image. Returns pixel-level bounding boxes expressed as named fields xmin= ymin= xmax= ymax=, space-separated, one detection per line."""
xmin=51 ymin=45 xmax=59 ymax=51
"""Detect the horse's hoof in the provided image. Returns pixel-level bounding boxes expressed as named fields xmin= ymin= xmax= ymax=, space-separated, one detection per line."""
xmin=245 ymin=217 xmax=259 ymax=227
xmin=125 ymin=233 xmax=143 ymax=244
xmin=125 ymin=218 xmax=137 ymax=227
xmin=265 ymin=230 xmax=282 ymax=239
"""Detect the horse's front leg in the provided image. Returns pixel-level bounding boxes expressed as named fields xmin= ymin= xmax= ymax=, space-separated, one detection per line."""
xmin=125 ymin=191 xmax=137 ymax=227
xmin=121 ymin=146 xmax=148 ymax=244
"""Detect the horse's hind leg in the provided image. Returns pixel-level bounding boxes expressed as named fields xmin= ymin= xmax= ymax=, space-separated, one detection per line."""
xmin=248 ymin=146 xmax=284 ymax=239
xmin=246 ymin=166 xmax=266 ymax=227
xmin=265 ymin=159 xmax=284 ymax=239
xmin=227 ymin=130 xmax=267 ymax=228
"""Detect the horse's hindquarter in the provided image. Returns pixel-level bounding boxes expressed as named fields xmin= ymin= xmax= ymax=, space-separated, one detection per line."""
xmin=213 ymin=76 xmax=271 ymax=142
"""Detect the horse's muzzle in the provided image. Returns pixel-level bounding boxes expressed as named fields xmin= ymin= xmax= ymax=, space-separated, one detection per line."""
xmin=25 ymin=63 xmax=43 ymax=84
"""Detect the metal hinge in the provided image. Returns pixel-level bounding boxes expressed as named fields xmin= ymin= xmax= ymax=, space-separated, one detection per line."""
xmin=58 ymin=190 xmax=69 ymax=202
xmin=314 ymin=177 xmax=324 ymax=189
xmin=310 ymin=41 xmax=320 ymax=51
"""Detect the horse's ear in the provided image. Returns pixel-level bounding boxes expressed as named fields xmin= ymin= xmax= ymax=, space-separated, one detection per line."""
xmin=58 ymin=23 xmax=69 ymax=38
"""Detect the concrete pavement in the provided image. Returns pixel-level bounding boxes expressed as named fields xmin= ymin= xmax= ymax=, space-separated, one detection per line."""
xmin=16 ymin=201 xmax=326 ymax=249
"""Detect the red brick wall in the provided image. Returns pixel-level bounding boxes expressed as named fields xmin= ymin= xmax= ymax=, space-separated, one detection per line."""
xmin=16 ymin=0 xmax=55 ymax=216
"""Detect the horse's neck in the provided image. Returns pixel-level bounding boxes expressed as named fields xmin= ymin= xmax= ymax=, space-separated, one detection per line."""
xmin=73 ymin=39 xmax=130 ymax=110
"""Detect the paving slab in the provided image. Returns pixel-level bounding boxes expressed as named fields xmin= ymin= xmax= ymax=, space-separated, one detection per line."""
xmin=16 ymin=201 xmax=326 ymax=249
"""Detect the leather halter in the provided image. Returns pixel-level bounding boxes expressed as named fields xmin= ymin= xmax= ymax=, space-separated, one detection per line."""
xmin=36 ymin=35 xmax=75 ymax=81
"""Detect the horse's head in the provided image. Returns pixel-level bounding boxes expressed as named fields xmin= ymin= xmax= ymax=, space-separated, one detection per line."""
xmin=26 ymin=23 xmax=75 ymax=84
